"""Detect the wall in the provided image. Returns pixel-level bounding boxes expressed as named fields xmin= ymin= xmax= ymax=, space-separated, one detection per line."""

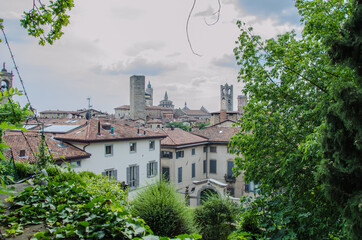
xmin=71 ymin=138 xmax=160 ymax=190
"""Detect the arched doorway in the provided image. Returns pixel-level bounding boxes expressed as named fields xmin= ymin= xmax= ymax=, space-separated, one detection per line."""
xmin=199 ymin=188 xmax=218 ymax=205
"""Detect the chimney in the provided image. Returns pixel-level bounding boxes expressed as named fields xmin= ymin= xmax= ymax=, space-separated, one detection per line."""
xmin=97 ymin=121 xmax=101 ymax=135
xmin=19 ymin=149 xmax=26 ymax=157
xmin=171 ymin=125 xmax=174 ymax=130
xmin=110 ymin=126 xmax=114 ymax=134
xmin=220 ymin=110 xmax=227 ymax=122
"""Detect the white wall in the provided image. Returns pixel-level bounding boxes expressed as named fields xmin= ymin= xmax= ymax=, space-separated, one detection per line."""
xmin=71 ymin=138 xmax=160 ymax=190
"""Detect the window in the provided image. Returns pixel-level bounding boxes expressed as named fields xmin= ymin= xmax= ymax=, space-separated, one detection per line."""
xmin=227 ymin=161 xmax=234 ymax=178
xmin=162 ymin=167 xmax=170 ymax=181
xmin=178 ymin=167 xmax=182 ymax=183
xmin=105 ymin=144 xmax=113 ymax=156
xmin=70 ymin=160 xmax=81 ymax=168
xmin=210 ymin=146 xmax=217 ymax=153
xmin=161 ymin=151 xmax=173 ymax=158
xmin=245 ymin=181 xmax=260 ymax=193
xmin=127 ymin=165 xmax=139 ymax=188
xmin=102 ymin=169 xmax=117 ymax=180
xmin=203 ymin=146 xmax=207 ymax=153
xmin=149 ymin=140 xmax=155 ymax=151
xmin=130 ymin=142 xmax=137 ymax=153
xmin=192 ymin=163 xmax=196 ymax=178
xmin=210 ymin=160 xmax=217 ymax=174
xmin=203 ymin=160 xmax=207 ymax=173
xmin=192 ymin=148 xmax=195 ymax=155
xmin=176 ymin=151 xmax=184 ymax=159
xmin=227 ymin=187 xmax=235 ymax=197
xmin=147 ymin=161 xmax=158 ymax=177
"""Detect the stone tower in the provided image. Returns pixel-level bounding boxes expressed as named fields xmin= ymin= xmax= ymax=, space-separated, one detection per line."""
xmin=238 ymin=95 xmax=248 ymax=115
xmin=0 ymin=63 xmax=13 ymax=104
xmin=220 ymin=84 xmax=233 ymax=111
xmin=145 ymin=81 xmax=153 ymax=106
xmin=130 ymin=75 xmax=145 ymax=120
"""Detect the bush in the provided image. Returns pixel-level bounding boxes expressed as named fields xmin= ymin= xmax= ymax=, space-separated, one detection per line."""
xmin=131 ymin=180 xmax=194 ymax=237
xmin=45 ymin=164 xmax=62 ymax=177
xmin=193 ymin=195 xmax=239 ymax=240
xmin=14 ymin=161 xmax=36 ymax=180
xmin=0 ymin=160 xmax=15 ymax=184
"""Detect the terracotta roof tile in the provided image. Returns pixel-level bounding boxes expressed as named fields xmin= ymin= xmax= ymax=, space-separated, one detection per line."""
xmin=152 ymin=128 xmax=208 ymax=147
xmin=3 ymin=132 xmax=90 ymax=163
xmin=192 ymin=126 xmax=240 ymax=143
xmin=55 ymin=119 xmax=166 ymax=143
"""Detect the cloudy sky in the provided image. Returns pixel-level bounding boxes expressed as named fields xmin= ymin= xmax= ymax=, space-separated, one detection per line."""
xmin=0 ymin=0 xmax=302 ymax=114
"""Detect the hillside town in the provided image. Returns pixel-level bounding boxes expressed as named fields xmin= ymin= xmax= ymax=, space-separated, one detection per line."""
xmin=1 ymin=68 xmax=252 ymax=205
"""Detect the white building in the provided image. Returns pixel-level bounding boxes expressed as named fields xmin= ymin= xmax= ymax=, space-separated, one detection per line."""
xmin=55 ymin=119 xmax=166 ymax=195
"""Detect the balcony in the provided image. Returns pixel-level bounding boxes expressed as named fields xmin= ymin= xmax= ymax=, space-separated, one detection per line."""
xmin=224 ymin=174 xmax=236 ymax=183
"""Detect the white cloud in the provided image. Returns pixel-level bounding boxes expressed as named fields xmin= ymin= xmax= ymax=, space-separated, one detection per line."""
xmin=0 ymin=0 xmax=302 ymax=113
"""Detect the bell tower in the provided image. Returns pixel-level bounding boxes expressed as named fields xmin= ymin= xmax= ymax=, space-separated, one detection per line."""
xmin=0 ymin=63 xmax=13 ymax=104
xmin=220 ymin=84 xmax=233 ymax=111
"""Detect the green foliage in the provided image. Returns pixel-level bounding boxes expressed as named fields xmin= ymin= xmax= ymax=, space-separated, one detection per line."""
xmin=19 ymin=0 xmax=74 ymax=45
xmin=166 ymin=122 xmax=191 ymax=132
xmin=0 ymin=171 xmax=200 ymax=239
xmin=14 ymin=161 xmax=37 ymax=180
xmin=0 ymin=159 xmax=15 ymax=185
xmin=35 ymin=136 xmax=53 ymax=169
xmin=131 ymin=180 xmax=194 ymax=237
xmin=0 ymin=101 xmax=31 ymax=125
xmin=193 ymin=195 xmax=238 ymax=240
xmin=193 ymin=122 xmax=210 ymax=130
xmin=230 ymin=0 xmax=358 ymax=238
xmin=318 ymin=1 xmax=362 ymax=239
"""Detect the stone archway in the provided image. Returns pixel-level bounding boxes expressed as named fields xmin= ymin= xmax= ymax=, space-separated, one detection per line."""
xmin=197 ymin=186 xmax=219 ymax=205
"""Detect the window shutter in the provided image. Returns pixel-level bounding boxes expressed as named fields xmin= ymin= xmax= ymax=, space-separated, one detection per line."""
xmin=154 ymin=162 xmax=158 ymax=176
xmin=126 ymin=167 xmax=130 ymax=185
xmin=147 ymin=163 xmax=150 ymax=177
xmin=113 ymin=170 xmax=117 ymax=180
xmin=136 ymin=165 xmax=139 ymax=187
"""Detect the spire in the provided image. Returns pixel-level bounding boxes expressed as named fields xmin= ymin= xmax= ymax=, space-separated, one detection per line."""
xmin=147 ymin=81 xmax=151 ymax=88
xmin=164 ymin=91 xmax=168 ymax=100
xmin=183 ymin=101 xmax=190 ymax=110
xmin=1 ymin=62 xmax=6 ymax=72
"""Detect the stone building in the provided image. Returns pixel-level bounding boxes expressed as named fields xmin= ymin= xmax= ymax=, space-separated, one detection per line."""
xmin=220 ymin=83 xmax=233 ymax=111
xmin=237 ymin=95 xmax=248 ymax=115
xmin=145 ymin=81 xmax=153 ymax=106
xmin=130 ymin=75 xmax=146 ymax=120
xmin=158 ymin=91 xmax=174 ymax=109
xmin=0 ymin=63 xmax=13 ymax=104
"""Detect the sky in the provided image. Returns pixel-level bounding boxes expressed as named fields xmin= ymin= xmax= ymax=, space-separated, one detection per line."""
xmin=0 ymin=0 xmax=302 ymax=114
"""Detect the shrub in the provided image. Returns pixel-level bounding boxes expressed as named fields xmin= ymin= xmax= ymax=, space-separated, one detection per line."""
xmin=0 ymin=160 xmax=15 ymax=184
xmin=14 ymin=161 xmax=36 ymax=180
xmin=193 ymin=195 xmax=239 ymax=240
xmin=45 ymin=164 xmax=62 ymax=177
xmin=131 ymin=180 xmax=194 ymax=237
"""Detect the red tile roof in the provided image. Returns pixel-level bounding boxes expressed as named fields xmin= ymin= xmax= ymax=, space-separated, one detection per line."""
xmin=192 ymin=126 xmax=240 ymax=143
xmin=55 ymin=119 xmax=166 ymax=143
xmin=114 ymin=105 xmax=173 ymax=111
xmin=3 ymin=132 xmax=90 ymax=163
xmin=153 ymin=128 xmax=208 ymax=147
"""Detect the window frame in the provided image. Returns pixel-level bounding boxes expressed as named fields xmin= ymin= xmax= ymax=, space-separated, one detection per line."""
xmin=192 ymin=163 xmax=196 ymax=178
xmin=127 ymin=165 xmax=139 ymax=188
xmin=191 ymin=148 xmax=195 ymax=155
xmin=210 ymin=159 xmax=217 ymax=174
xmin=129 ymin=142 xmax=137 ymax=153
xmin=149 ymin=140 xmax=155 ymax=151
xmin=210 ymin=146 xmax=217 ymax=153
xmin=176 ymin=150 xmax=184 ymax=159
xmin=105 ymin=144 xmax=113 ymax=157
xmin=147 ymin=161 xmax=158 ymax=178
xmin=178 ymin=167 xmax=182 ymax=183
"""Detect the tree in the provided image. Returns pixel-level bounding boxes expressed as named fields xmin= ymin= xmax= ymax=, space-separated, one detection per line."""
xmin=0 ymin=0 xmax=74 ymax=45
xmin=318 ymin=1 xmax=362 ymax=239
xmin=193 ymin=195 xmax=238 ymax=240
xmin=166 ymin=122 xmax=191 ymax=132
xmin=131 ymin=180 xmax=194 ymax=237
xmin=229 ymin=0 xmax=357 ymax=238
